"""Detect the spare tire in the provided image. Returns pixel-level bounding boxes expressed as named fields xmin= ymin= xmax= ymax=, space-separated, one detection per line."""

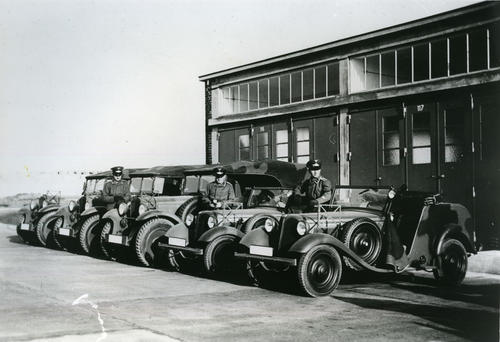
xmin=341 ymin=217 xmax=382 ymax=270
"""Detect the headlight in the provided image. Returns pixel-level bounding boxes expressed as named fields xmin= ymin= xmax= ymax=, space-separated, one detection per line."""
xmin=207 ymin=216 xmax=216 ymax=228
xmin=42 ymin=200 xmax=48 ymax=208
xmin=55 ymin=217 xmax=63 ymax=228
xmin=296 ymin=221 xmax=307 ymax=236
xmin=388 ymin=189 xmax=396 ymax=199
xmin=68 ymin=201 xmax=76 ymax=212
xmin=185 ymin=213 xmax=194 ymax=226
xmin=118 ymin=202 xmax=128 ymax=216
xmin=84 ymin=201 xmax=91 ymax=210
xmin=138 ymin=204 xmax=147 ymax=215
xmin=30 ymin=200 xmax=37 ymax=210
xmin=264 ymin=218 xmax=275 ymax=233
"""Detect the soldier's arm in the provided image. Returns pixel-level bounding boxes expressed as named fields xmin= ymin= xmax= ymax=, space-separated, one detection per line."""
xmin=101 ymin=182 xmax=115 ymax=203
xmin=294 ymin=181 xmax=305 ymax=195
xmin=317 ymin=179 xmax=332 ymax=204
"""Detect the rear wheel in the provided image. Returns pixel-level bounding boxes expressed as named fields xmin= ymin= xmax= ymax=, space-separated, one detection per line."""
xmin=203 ymin=235 xmax=239 ymax=274
xmin=79 ymin=214 xmax=101 ymax=255
xmin=341 ymin=218 xmax=382 ymax=270
xmin=433 ymin=238 xmax=468 ymax=286
xmin=135 ymin=218 xmax=172 ymax=267
xmin=297 ymin=245 xmax=342 ymax=297
xmin=34 ymin=212 xmax=57 ymax=247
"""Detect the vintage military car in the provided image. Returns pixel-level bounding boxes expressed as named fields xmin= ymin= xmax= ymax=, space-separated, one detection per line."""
xmin=16 ymin=191 xmax=64 ymax=246
xmin=160 ymin=160 xmax=306 ymax=274
xmin=235 ymin=185 xmax=476 ymax=297
xmin=99 ymin=165 xmax=211 ymax=265
xmin=49 ymin=170 xmax=112 ymax=251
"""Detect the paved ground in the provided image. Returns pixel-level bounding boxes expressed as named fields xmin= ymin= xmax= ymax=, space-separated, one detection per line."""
xmin=0 ymin=221 xmax=499 ymax=342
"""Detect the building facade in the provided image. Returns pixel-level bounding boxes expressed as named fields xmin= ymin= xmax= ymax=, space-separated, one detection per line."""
xmin=199 ymin=2 xmax=500 ymax=247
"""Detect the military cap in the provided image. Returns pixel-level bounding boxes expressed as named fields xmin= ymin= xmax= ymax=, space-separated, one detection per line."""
xmin=111 ymin=166 xmax=124 ymax=175
xmin=306 ymin=159 xmax=322 ymax=170
xmin=213 ymin=166 xmax=226 ymax=178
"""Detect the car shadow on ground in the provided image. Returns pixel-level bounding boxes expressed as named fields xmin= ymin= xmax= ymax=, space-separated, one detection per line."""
xmin=334 ymin=290 xmax=499 ymax=342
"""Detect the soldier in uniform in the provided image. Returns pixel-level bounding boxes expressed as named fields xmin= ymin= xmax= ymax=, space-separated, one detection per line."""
xmin=203 ymin=167 xmax=235 ymax=209
xmin=294 ymin=159 xmax=332 ymax=211
xmin=101 ymin=166 xmax=131 ymax=209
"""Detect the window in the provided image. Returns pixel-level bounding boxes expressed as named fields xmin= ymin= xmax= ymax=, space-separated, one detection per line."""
xmin=291 ymin=71 xmax=302 ymax=103
xmin=411 ymin=111 xmax=431 ymax=164
xmin=469 ymin=29 xmax=487 ymax=71
xmin=382 ymin=116 xmax=400 ymax=166
xmin=444 ymin=109 xmax=464 ymax=163
xmin=258 ymin=79 xmax=268 ymax=108
xmin=269 ymin=77 xmax=279 ymax=107
xmin=397 ymin=47 xmax=411 ymax=84
xmin=280 ymin=74 xmax=290 ymax=105
xmin=327 ymin=62 xmax=340 ymax=95
xmin=350 ymin=57 xmax=365 ymax=92
xmin=314 ymin=66 xmax=326 ymax=98
xmin=222 ymin=87 xmax=231 ymax=114
xmin=230 ymin=85 xmax=239 ymax=113
xmin=414 ymin=43 xmax=430 ymax=81
xmin=366 ymin=54 xmax=380 ymax=89
xmin=381 ymin=51 xmax=395 ymax=87
xmin=296 ymin=127 xmax=310 ymax=163
xmin=275 ymin=129 xmax=289 ymax=161
xmin=257 ymin=130 xmax=269 ymax=159
xmin=489 ymin=21 xmax=500 ymax=68
xmin=249 ymin=82 xmax=258 ymax=110
xmin=239 ymin=84 xmax=248 ymax=112
xmin=239 ymin=134 xmax=250 ymax=160
xmin=431 ymin=39 xmax=447 ymax=78
xmin=449 ymin=35 xmax=467 ymax=75
xmin=303 ymin=68 xmax=313 ymax=101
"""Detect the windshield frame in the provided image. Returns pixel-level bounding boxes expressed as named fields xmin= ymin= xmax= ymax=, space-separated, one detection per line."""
xmin=246 ymin=187 xmax=292 ymax=209
xmin=332 ymin=186 xmax=390 ymax=211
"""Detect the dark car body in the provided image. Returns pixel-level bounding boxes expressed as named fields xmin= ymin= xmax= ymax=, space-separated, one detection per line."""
xmin=234 ymin=185 xmax=476 ymax=297
xmin=160 ymin=160 xmax=307 ymax=273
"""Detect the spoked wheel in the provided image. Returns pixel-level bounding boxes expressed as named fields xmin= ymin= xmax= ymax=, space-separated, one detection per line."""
xmin=135 ymin=218 xmax=172 ymax=267
xmin=78 ymin=214 xmax=101 ymax=255
xmin=34 ymin=212 xmax=57 ymax=248
xmin=297 ymin=245 xmax=342 ymax=297
xmin=433 ymin=238 xmax=468 ymax=286
xmin=203 ymin=235 xmax=240 ymax=274
xmin=341 ymin=218 xmax=382 ymax=270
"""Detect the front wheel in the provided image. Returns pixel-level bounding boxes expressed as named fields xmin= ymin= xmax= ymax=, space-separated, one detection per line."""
xmin=433 ymin=238 xmax=468 ymax=286
xmin=135 ymin=218 xmax=172 ymax=267
xmin=34 ymin=212 xmax=57 ymax=248
xmin=78 ymin=214 xmax=101 ymax=255
xmin=297 ymin=245 xmax=342 ymax=297
xmin=203 ymin=235 xmax=239 ymax=274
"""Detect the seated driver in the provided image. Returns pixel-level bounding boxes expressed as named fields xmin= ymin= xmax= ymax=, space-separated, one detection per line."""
xmin=203 ymin=167 xmax=235 ymax=209
xmin=101 ymin=166 xmax=131 ymax=210
xmin=294 ymin=159 xmax=332 ymax=211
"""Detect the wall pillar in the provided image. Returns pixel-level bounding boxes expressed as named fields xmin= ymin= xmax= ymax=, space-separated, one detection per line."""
xmin=338 ymin=107 xmax=350 ymax=186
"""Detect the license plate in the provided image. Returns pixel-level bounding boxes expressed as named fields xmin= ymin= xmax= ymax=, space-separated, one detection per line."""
xmin=249 ymin=245 xmax=273 ymax=257
xmin=108 ymin=234 xmax=124 ymax=244
xmin=58 ymin=228 xmax=70 ymax=236
xmin=20 ymin=223 xmax=30 ymax=231
xmin=168 ymin=237 xmax=186 ymax=247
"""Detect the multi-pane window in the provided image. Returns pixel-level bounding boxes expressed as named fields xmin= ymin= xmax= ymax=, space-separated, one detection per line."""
xmin=296 ymin=128 xmax=310 ymax=163
xmin=257 ymin=130 xmax=270 ymax=159
xmin=239 ymin=134 xmax=250 ymax=160
xmin=349 ymin=23 xmax=499 ymax=93
xmin=411 ymin=111 xmax=431 ymax=164
xmin=444 ymin=110 xmax=464 ymax=163
xmin=275 ymin=130 xmax=289 ymax=161
xmin=214 ymin=61 xmax=341 ymax=116
xmin=382 ymin=116 xmax=400 ymax=166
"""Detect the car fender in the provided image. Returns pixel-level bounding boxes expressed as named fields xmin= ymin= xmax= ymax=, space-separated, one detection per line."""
xmin=198 ymin=225 xmax=244 ymax=244
xmin=289 ymin=233 xmax=390 ymax=273
xmin=54 ymin=206 xmax=69 ymax=217
xmin=164 ymin=221 xmax=190 ymax=243
xmin=39 ymin=204 xmax=60 ymax=215
xmin=239 ymin=227 xmax=272 ymax=249
xmin=436 ymin=223 xmax=475 ymax=255
xmin=101 ymin=209 xmax=124 ymax=235
xmin=81 ymin=206 xmax=107 ymax=217
xmin=136 ymin=210 xmax=181 ymax=225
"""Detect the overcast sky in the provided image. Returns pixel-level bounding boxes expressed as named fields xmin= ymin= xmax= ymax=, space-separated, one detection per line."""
xmin=0 ymin=0 xmax=480 ymax=196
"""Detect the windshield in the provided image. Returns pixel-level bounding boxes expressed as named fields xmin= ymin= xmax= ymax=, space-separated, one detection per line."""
xmin=84 ymin=180 xmax=96 ymax=195
xmin=248 ymin=188 xmax=292 ymax=208
xmin=199 ymin=175 xmax=215 ymax=193
xmin=160 ymin=177 xmax=182 ymax=196
xmin=141 ymin=177 xmax=154 ymax=193
xmin=130 ymin=178 xmax=142 ymax=194
xmin=333 ymin=187 xmax=389 ymax=210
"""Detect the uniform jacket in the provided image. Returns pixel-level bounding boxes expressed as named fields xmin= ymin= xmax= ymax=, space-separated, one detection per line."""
xmin=295 ymin=176 xmax=332 ymax=203
xmin=206 ymin=181 xmax=235 ymax=202
xmin=102 ymin=180 xmax=131 ymax=208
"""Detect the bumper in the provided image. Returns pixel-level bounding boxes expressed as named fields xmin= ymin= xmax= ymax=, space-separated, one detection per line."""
xmin=157 ymin=242 xmax=204 ymax=256
xmin=234 ymin=252 xmax=297 ymax=266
